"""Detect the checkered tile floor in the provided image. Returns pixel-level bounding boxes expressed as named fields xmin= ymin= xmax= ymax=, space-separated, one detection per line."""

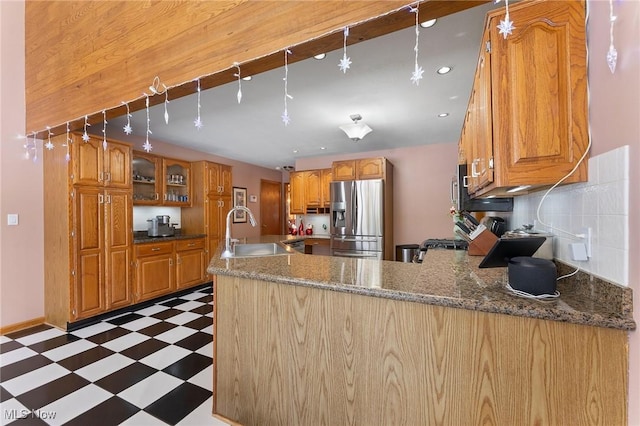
xmin=0 ymin=286 xmax=227 ymax=425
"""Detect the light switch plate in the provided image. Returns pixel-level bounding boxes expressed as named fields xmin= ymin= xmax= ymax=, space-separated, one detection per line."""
xmin=7 ymin=214 xmax=19 ymax=226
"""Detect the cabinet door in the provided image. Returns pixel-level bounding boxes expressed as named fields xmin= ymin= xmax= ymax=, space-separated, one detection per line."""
xmin=304 ymin=170 xmax=322 ymax=207
xmin=73 ymin=136 xmax=103 ymax=186
xmin=289 ymin=172 xmax=305 ymax=214
xmin=219 ymin=165 xmax=233 ymax=196
xmin=163 ymin=158 xmax=191 ymax=205
xmin=332 ymin=160 xmax=356 ymax=181
xmin=135 ymin=253 xmax=174 ymax=302
xmin=356 ymin=158 xmax=384 ymax=180
xmin=321 ymin=169 xmax=333 ymax=207
xmin=489 ymin=0 xmax=588 ymax=187
xmin=105 ymin=189 xmax=132 ymax=309
xmin=104 ymin=141 xmax=131 ymax=188
xmin=176 ymin=249 xmax=206 ymax=289
xmin=133 ymin=152 xmax=161 ymax=204
xmin=73 ymin=186 xmax=105 ymax=319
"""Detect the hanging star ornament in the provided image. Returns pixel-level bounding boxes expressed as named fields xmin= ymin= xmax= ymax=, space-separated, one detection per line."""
xmin=281 ymin=108 xmax=291 ymax=126
xmin=497 ymin=15 xmax=515 ymax=39
xmin=82 ymin=115 xmax=91 ymax=142
xmin=122 ymin=102 xmax=133 ymax=134
xmin=411 ymin=64 xmax=424 ymax=85
xmin=497 ymin=0 xmax=515 ymax=39
xmin=338 ymin=27 xmax=351 ymax=73
xmin=338 ymin=54 xmax=352 ymax=73
xmin=143 ymin=140 xmax=153 ymax=153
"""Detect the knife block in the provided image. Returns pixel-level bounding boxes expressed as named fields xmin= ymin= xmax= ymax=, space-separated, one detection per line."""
xmin=468 ymin=229 xmax=499 ymax=256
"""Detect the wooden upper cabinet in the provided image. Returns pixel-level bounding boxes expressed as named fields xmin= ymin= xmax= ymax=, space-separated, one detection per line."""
xmin=463 ymin=0 xmax=588 ymax=197
xmin=208 ymin=162 xmax=232 ymax=196
xmin=132 ymin=151 xmax=161 ymax=204
xmin=289 ymin=172 xmax=305 ymax=215
xmin=72 ymin=134 xmax=131 ymax=188
xmin=162 ymin=158 xmax=191 ymax=206
xmin=304 ymin=170 xmax=322 ymax=207
xmin=332 ymin=158 xmax=388 ymax=181
xmin=332 ymin=160 xmax=357 ymax=181
xmin=321 ymin=169 xmax=333 ymax=207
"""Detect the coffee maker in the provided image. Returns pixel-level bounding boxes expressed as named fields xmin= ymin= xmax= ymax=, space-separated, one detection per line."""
xmin=147 ymin=215 xmax=176 ymax=237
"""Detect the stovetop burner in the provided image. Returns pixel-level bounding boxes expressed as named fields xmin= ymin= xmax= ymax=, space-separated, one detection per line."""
xmin=421 ymin=239 xmax=469 ymax=251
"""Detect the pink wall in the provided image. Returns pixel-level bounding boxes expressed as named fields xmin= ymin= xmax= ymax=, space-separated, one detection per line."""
xmin=0 ymin=1 xmax=45 ymax=328
xmin=296 ymin=143 xmax=459 ymax=248
xmin=587 ymin=0 xmax=640 ymax=422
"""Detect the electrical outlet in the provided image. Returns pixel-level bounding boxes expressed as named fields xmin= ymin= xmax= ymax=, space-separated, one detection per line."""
xmin=580 ymin=227 xmax=592 ymax=258
xmin=569 ymin=243 xmax=588 ymax=261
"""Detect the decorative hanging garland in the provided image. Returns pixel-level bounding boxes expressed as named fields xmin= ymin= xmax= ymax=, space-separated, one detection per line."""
xmin=497 ymin=0 xmax=515 ymax=39
xmin=409 ymin=5 xmax=424 ymax=85
xmin=101 ymin=110 xmax=108 ymax=150
xmin=44 ymin=127 xmax=54 ymax=150
xmin=338 ymin=27 xmax=352 ymax=73
xmin=194 ymin=78 xmax=203 ymax=130
xmin=122 ymin=101 xmax=133 ymax=135
xmin=607 ymin=0 xmax=617 ymax=73
xmin=82 ymin=115 xmax=91 ymax=142
xmin=143 ymin=94 xmax=153 ymax=152
xmin=281 ymin=49 xmax=293 ymax=126
xmin=234 ymin=62 xmax=243 ymax=104
xmin=65 ymin=122 xmax=71 ymax=162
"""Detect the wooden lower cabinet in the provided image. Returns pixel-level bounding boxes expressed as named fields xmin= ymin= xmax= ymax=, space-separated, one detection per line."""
xmin=176 ymin=239 xmax=206 ymax=289
xmin=214 ymin=276 xmax=628 ymax=425
xmin=134 ymin=237 xmax=207 ymax=302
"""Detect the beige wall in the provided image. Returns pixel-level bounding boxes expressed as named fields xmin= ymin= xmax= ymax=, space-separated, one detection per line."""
xmin=2 ymin=1 xmax=639 ymax=423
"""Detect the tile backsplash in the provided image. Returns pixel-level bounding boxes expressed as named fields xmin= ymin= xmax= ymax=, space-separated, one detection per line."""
xmin=511 ymin=145 xmax=629 ymax=286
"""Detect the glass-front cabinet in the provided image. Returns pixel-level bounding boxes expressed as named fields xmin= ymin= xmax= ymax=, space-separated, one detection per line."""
xmin=132 ymin=152 xmax=191 ymax=206
xmin=132 ymin=152 xmax=160 ymax=204
xmin=163 ymin=158 xmax=191 ymax=206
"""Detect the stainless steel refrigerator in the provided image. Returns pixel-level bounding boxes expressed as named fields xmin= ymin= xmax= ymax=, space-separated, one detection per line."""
xmin=330 ymin=179 xmax=384 ymax=259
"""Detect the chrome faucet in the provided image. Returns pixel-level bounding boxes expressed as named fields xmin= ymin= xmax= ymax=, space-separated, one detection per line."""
xmin=221 ymin=206 xmax=257 ymax=258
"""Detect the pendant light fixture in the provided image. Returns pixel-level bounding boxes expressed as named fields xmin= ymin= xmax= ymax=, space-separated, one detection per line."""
xmin=339 ymin=114 xmax=372 ymax=141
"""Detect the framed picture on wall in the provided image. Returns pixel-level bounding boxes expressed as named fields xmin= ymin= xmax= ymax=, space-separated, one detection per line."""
xmin=232 ymin=187 xmax=247 ymax=223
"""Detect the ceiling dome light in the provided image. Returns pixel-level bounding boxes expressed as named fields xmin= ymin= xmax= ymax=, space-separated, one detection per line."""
xmin=437 ymin=66 xmax=452 ymax=75
xmin=339 ymin=114 xmax=373 ymax=141
xmin=420 ymin=18 xmax=437 ymax=28
xmin=438 ymin=113 xmax=449 ymax=118
xmin=313 ymin=53 xmax=326 ymax=60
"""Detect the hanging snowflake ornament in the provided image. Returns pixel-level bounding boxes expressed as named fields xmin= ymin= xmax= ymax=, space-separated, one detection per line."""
xmin=338 ymin=27 xmax=352 ymax=73
xmin=607 ymin=0 xmax=617 ymax=73
xmin=194 ymin=79 xmax=203 ymax=129
xmin=44 ymin=127 xmax=54 ymax=150
xmin=409 ymin=6 xmax=423 ymax=86
xmin=102 ymin=110 xmax=108 ymax=150
xmin=122 ymin=101 xmax=133 ymax=134
xmin=282 ymin=49 xmax=293 ymax=126
xmin=233 ymin=62 xmax=243 ymax=104
xmin=143 ymin=94 xmax=153 ymax=152
xmin=497 ymin=0 xmax=515 ymax=39
xmin=82 ymin=115 xmax=91 ymax=142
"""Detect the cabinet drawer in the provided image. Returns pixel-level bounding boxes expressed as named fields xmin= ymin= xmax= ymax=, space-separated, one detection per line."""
xmin=176 ymin=238 xmax=205 ymax=252
xmin=135 ymin=241 xmax=174 ymax=257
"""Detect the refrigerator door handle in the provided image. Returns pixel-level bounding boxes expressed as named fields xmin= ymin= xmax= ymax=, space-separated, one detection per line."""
xmin=351 ymin=181 xmax=357 ymax=235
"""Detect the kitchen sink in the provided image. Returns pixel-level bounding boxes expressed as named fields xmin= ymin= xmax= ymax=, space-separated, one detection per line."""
xmin=223 ymin=242 xmax=290 ymax=258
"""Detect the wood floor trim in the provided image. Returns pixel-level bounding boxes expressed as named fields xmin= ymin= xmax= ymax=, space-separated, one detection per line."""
xmin=0 ymin=317 xmax=45 ymax=335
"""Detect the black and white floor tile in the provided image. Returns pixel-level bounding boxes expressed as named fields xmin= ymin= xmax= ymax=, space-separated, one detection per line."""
xmin=0 ymin=286 xmax=228 ymax=426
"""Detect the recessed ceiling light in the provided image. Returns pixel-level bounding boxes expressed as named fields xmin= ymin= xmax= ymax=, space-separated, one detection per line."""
xmin=420 ymin=18 xmax=436 ymax=28
xmin=320 ymin=147 xmax=326 ymax=150
xmin=293 ymin=149 xmax=298 ymax=154
xmin=242 ymin=75 xmax=252 ymax=81
xmin=437 ymin=66 xmax=452 ymax=75
xmin=438 ymin=113 xmax=449 ymax=118
xmin=313 ymin=53 xmax=326 ymax=60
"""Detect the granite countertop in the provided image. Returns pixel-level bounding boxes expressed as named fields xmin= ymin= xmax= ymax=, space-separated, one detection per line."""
xmin=133 ymin=231 xmax=206 ymax=244
xmin=207 ymin=236 xmax=635 ymax=331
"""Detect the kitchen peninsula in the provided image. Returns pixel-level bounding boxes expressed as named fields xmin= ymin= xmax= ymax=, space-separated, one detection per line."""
xmin=208 ymin=237 xmax=634 ymax=425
